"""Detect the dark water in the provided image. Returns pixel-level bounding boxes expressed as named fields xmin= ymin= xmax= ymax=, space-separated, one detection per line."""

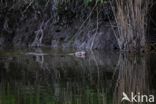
xmin=0 ymin=48 xmax=156 ymax=104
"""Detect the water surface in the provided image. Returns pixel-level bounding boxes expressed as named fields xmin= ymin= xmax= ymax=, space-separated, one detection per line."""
xmin=0 ymin=48 xmax=155 ymax=104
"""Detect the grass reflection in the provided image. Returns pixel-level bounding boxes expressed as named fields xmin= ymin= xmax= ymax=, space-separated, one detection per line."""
xmin=0 ymin=49 xmax=117 ymax=104
xmin=0 ymin=49 xmax=155 ymax=104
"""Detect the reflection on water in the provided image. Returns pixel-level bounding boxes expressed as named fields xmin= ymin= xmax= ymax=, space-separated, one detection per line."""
xmin=113 ymin=54 xmax=153 ymax=104
xmin=0 ymin=48 xmax=155 ymax=104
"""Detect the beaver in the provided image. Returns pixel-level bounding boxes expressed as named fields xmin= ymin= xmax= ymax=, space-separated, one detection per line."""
xmin=68 ymin=51 xmax=86 ymax=58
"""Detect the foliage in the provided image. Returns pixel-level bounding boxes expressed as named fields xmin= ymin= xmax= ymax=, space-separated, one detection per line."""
xmin=83 ymin=0 xmax=107 ymax=5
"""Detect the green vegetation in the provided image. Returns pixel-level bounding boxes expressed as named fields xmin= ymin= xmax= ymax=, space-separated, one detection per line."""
xmin=0 ymin=83 xmax=110 ymax=104
xmin=83 ymin=0 xmax=107 ymax=5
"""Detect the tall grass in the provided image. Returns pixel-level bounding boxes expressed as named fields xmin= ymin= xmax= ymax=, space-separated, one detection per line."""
xmin=111 ymin=0 xmax=150 ymax=52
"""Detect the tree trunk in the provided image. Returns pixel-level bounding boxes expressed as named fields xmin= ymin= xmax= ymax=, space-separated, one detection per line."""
xmin=112 ymin=0 xmax=150 ymax=52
